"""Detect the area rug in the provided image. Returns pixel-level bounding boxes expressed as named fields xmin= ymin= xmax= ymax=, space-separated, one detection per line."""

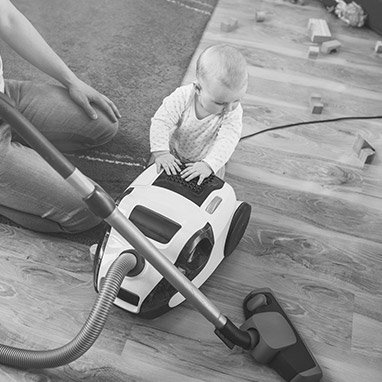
xmin=0 ymin=0 xmax=217 ymax=243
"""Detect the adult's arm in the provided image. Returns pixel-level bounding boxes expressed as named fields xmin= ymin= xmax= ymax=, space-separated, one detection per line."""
xmin=0 ymin=0 xmax=120 ymax=121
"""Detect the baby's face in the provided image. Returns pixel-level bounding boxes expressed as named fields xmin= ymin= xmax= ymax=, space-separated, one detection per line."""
xmin=196 ymin=77 xmax=247 ymax=115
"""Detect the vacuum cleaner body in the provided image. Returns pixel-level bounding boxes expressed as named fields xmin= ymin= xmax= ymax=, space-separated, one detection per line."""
xmin=94 ymin=164 xmax=251 ymax=318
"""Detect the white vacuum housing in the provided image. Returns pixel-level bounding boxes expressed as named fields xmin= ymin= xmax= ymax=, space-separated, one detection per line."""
xmin=93 ymin=164 xmax=251 ymax=318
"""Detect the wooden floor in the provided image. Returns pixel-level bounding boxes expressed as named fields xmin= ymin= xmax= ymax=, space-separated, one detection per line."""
xmin=1 ymin=0 xmax=382 ymax=381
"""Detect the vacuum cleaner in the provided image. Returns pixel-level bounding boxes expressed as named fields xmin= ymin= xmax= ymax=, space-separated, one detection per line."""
xmin=0 ymin=92 xmax=323 ymax=381
xmin=94 ymin=162 xmax=251 ymax=318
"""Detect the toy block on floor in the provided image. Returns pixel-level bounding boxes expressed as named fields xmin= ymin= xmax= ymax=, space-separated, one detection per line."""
xmin=308 ymin=46 xmax=319 ymax=58
xmin=307 ymin=18 xmax=332 ymax=44
xmin=375 ymin=41 xmax=382 ymax=53
xmin=353 ymin=134 xmax=376 ymax=165
xmin=321 ymin=40 xmax=341 ymax=54
xmin=221 ymin=18 xmax=239 ymax=32
xmin=310 ymin=93 xmax=324 ymax=114
xmin=255 ymin=11 xmax=266 ymax=22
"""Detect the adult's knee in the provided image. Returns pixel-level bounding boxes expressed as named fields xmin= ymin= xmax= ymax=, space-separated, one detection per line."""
xmin=56 ymin=205 xmax=103 ymax=234
xmin=63 ymin=213 xmax=103 ymax=233
xmin=89 ymin=108 xmax=119 ymax=147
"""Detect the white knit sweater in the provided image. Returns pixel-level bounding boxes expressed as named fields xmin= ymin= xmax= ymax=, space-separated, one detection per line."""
xmin=150 ymin=83 xmax=242 ymax=173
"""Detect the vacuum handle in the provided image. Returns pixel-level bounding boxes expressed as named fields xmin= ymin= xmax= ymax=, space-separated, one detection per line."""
xmin=0 ymin=92 xmax=75 ymax=179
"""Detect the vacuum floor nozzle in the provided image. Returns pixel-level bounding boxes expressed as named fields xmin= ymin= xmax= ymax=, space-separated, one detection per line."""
xmin=242 ymin=288 xmax=323 ymax=382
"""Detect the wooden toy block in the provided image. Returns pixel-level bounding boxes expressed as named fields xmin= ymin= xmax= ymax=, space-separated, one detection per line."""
xmin=310 ymin=93 xmax=323 ymax=114
xmin=255 ymin=11 xmax=266 ymax=22
xmin=220 ymin=18 xmax=239 ymax=33
xmin=358 ymin=148 xmax=376 ymax=165
xmin=308 ymin=46 xmax=319 ymax=58
xmin=375 ymin=41 xmax=382 ymax=53
xmin=307 ymin=18 xmax=332 ymax=44
xmin=353 ymin=134 xmax=376 ymax=165
xmin=310 ymin=93 xmax=322 ymax=102
xmin=311 ymin=102 xmax=324 ymax=114
xmin=321 ymin=40 xmax=341 ymax=54
xmin=353 ymin=134 xmax=373 ymax=154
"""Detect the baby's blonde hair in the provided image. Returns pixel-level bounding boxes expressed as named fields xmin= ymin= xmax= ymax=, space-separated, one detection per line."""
xmin=196 ymin=44 xmax=248 ymax=90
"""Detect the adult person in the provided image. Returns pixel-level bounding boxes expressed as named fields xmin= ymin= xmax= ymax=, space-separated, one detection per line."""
xmin=0 ymin=0 xmax=121 ymax=233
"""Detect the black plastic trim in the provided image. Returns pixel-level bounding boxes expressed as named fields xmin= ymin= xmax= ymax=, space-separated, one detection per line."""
xmin=84 ymin=185 xmax=116 ymax=219
xmin=153 ymin=170 xmax=224 ymax=206
xmin=129 ymin=205 xmax=181 ymax=244
xmin=224 ymin=202 xmax=251 ymax=257
xmin=93 ymin=225 xmax=110 ymax=291
xmin=215 ymin=318 xmax=254 ymax=350
xmin=93 ymin=187 xmax=134 ymax=291
xmin=138 ymin=223 xmax=214 ymax=319
xmin=117 ymin=288 xmax=140 ymax=307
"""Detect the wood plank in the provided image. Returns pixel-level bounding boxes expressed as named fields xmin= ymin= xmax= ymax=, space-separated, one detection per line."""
xmin=352 ymin=293 xmax=382 ymax=357
xmin=228 ymin=169 xmax=382 ymax=244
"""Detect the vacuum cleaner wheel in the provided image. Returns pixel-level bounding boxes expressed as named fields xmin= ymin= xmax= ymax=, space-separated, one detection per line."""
xmin=224 ymin=202 xmax=251 ymax=257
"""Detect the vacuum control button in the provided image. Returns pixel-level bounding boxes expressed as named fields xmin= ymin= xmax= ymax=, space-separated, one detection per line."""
xmin=205 ymin=196 xmax=222 ymax=214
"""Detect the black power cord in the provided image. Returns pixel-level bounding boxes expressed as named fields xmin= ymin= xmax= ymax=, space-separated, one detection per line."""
xmin=240 ymin=115 xmax=382 ymax=141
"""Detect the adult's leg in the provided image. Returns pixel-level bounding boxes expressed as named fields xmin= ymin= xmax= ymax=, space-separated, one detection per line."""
xmin=0 ymin=139 xmax=101 ymax=233
xmin=0 ymin=80 xmax=118 ymax=233
xmin=5 ymin=79 xmax=118 ymax=151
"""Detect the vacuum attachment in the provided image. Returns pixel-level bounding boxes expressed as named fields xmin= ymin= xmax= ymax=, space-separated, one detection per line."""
xmin=242 ymin=288 xmax=322 ymax=382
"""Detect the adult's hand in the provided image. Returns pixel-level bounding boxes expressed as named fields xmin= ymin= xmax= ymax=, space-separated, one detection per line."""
xmin=67 ymin=79 xmax=121 ymax=122
xmin=0 ymin=1 xmax=121 ymax=123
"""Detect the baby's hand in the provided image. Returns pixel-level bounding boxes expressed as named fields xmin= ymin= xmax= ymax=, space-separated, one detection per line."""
xmin=154 ymin=152 xmax=182 ymax=175
xmin=181 ymin=161 xmax=212 ymax=185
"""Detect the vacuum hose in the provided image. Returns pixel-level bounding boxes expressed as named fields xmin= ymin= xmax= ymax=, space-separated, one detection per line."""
xmin=0 ymin=252 xmax=136 ymax=369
